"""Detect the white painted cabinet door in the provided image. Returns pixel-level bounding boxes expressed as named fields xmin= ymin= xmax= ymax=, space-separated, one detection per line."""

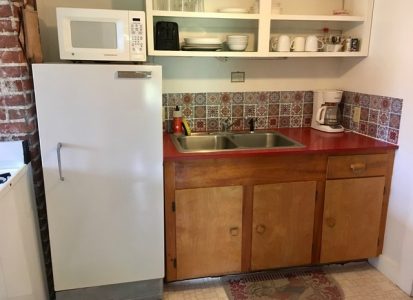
xmin=32 ymin=64 xmax=164 ymax=291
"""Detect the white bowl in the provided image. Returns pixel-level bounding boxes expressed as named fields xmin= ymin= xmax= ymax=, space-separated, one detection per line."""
xmin=227 ymin=35 xmax=248 ymax=41
xmin=228 ymin=43 xmax=248 ymax=51
xmin=228 ymin=42 xmax=248 ymax=47
xmin=228 ymin=40 xmax=248 ymax=44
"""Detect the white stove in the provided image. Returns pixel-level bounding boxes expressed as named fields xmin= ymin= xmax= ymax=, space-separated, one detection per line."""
xmin=0 ymin=171 xmax=12 ymax=185
xmin=0 ymin=141 xmax=25 ymax=194
xmin=0 ymin=141 xmax=48 ymax=300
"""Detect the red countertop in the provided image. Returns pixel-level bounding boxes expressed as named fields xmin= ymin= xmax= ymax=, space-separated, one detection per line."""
xmin=163 ymin=128 xmax=398 ymax=161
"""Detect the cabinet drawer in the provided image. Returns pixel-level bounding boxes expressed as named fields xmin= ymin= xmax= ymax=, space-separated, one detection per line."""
xmin=327 ymin=154 xmax=388 ymax=179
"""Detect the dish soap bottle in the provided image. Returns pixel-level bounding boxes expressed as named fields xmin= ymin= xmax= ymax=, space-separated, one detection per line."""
xmin=173 ymin=105 xmax=183 ymax=135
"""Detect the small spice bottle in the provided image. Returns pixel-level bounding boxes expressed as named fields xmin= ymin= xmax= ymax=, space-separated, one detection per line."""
xmin=173 ymin=105 xmax=183 ymax=135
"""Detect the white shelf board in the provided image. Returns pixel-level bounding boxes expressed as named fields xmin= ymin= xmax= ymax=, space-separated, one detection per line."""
xmin=266 ymin=51 xmax=367 ymax=58
xmin=151 ymin=10 xmax=260 ymax=20
xmin=270 ymin=14 xmax=365 ymax=22
xmin=149 ymin=50 xmax=367 ymax=58
xmin=149 ymin=50 xmax=261 ymax=57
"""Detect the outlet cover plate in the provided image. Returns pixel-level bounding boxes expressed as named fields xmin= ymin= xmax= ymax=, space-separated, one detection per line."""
xmin=231 ymin=72 xmax=245 ymax=83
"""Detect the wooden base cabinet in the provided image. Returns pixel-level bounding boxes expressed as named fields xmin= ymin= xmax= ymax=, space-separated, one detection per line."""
xmin=320 ymin=154 xmax=392 ymax=263
xmin=320 ymin=177 xmax=385 ymax=263
xmin=164 ymin=151 xmax=395 ymax=282
xmin=175 ymin=186 xmax=243 ymax=280
xmin=251 ymin=182 xmax=317 ymax=270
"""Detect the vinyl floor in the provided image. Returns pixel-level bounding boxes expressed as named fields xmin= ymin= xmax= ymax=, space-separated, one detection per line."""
xmin=163 ymin=262 xmax=411 ymax=300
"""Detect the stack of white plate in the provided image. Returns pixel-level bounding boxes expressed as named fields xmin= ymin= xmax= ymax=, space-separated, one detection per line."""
xmin=182 ymin=37 xmax=223 ymax=51
xmin=227 ymin=35 xmax=249 ymax=51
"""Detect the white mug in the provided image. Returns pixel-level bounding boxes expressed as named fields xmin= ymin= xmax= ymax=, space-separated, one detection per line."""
xmin=271 ymin=35 xmax=291 ymax=52
xmin=305 ymin=35 xmax=324 ymax=52
xmin=291 ymin=36 xmax=305 ymax=52
xmin=325 ymin=44 xmax=343 ymax=52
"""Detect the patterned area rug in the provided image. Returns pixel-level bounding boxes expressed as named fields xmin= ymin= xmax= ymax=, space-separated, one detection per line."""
xmin=221 ymin=269 xmax=344 ymax=300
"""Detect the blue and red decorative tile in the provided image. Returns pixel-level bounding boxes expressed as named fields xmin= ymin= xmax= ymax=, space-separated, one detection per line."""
xmin=268 ymin=117 xmax=279 ymax=129
xmin=269 ymin=92 xmax=281 ymax=104
xmin=163 ymin=90 xmax=402 ymax=145
xmin=256 ymin=105 xmax=268 ymax=117
xmin=268 ymin=104 xmax=280 ymax=117
xmin=244 ymin=105 xmax=256 ymax=117
xmin=279 ymin=116 xmax=291 ymax=128
xmin=389 ymin=114 xmax=401 ymax=129
xmin=207 ymin=106 xmax=219 ymax=118
xmin=206 ymin=93 xmax=220 ymax=105
xmin=194 ymin=93 xmax=207 ymax=105
xmin=206 ymin=118 xmax=219 ymax=131
xmin=220 ymin=93 xmax=232 ymax=105
xmin=232 ymin=105 xmax=244 ymax=118
xmin=193 ymin=119 xmax=207 ymax=132
xmin=387 ymin=128 xmax=399 ymax=144
xmin=391 ymin=98 xmax=403 ymax=114
xmin=194 ymin=105 xmax=206 ymax=118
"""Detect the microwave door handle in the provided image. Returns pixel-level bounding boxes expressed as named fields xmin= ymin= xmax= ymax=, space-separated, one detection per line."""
xmin=117 ymin=71 xmax=152 ymax=79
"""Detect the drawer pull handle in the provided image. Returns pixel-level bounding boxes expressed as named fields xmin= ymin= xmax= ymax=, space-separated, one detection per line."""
xmin=229 ymin=227 xmax=239 ymax=237
xmin=326 ymin=217 xmax=336 ymax=228
xmin=256 ymin=224 xmax=266 ymax=234
xmin=350 ymin=163 xmax=366 ymax=174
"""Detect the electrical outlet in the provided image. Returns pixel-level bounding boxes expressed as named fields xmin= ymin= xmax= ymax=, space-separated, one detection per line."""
xmin=231 ymin=72 xmax=245 ymax=83
xmin=353 ymin=107 xmax=361 ymax=123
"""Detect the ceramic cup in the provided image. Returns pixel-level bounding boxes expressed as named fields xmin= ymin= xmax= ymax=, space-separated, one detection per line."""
xmin=305 ymin=35 xmax=324 ymax=52
xmin=291 ymin=36 xmax=305 ymax=52
xmin=325 ymin=44 xmax=343 ymax=52
xmin=271 ymin=35 xmax=291 ymax=52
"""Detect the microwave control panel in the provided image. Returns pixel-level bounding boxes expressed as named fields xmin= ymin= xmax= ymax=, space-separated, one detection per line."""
xmin=129 ymin=11 xmax=146 ymax=61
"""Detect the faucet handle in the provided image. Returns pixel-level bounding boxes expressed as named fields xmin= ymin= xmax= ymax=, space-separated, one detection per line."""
xmin=248 ymin=117 xmax=257 ymax=132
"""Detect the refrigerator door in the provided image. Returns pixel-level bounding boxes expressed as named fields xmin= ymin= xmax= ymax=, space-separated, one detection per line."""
xmin=32 ymin=64 xmax=163 ymax=291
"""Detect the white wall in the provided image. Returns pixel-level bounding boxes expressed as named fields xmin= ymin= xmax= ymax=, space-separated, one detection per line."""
xmin=339 ymin=0 xmax=413 ymax=295
xmin=152 ymin=56 xmax=341 ymax=93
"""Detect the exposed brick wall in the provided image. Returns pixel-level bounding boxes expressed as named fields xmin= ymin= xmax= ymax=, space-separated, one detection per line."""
xmin=0 ymin=0 xmax=54 ymax=298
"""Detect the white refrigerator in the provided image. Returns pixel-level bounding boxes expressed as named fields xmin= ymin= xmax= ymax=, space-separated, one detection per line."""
xmin=32 ymin=64 xmax=164 ymax=299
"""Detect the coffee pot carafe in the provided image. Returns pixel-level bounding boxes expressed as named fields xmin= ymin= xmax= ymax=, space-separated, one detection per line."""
xmin=316 ymin=103 xmax=341 ymax=126
xmin=311 ymin=90 xmax=344 ymax=133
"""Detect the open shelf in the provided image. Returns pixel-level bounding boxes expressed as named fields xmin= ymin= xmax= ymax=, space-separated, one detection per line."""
xmin=146 ymin=0 xmax=374 ymax=59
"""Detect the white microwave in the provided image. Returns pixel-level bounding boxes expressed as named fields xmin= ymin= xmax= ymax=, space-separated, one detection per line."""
xmin=57 ymin=7 xmax=146 ymax=62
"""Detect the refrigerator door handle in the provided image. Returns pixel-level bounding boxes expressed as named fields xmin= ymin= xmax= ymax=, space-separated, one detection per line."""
xmin=117 ymin=71 xmax=152 ymax=79
xmin=57 ymin=142 xmax=64 ymax=181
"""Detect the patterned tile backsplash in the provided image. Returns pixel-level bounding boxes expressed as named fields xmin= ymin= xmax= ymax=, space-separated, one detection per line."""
xmin=341 ymin=91 xmax=402 ymax=144
xmin=163 ymin=90 xmax=402 ymax=144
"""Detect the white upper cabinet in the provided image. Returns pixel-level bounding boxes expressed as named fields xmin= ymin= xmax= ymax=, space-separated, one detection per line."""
xmin=146 ymin=0 xmax=374 ymax=58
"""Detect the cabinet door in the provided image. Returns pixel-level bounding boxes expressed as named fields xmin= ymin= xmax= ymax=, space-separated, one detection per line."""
xmin=321 ymin=177 xmax=385 ymax=263
xmin=175 ymin=186 xmax=243 ymax=280
xmin=251 ymin=181 xmax=316 ymax=271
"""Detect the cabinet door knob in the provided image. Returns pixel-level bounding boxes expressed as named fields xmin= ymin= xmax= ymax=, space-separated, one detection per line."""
xmin=350 ymin=162 xmax=366 ymax=174
xmin=326 ymin=217 xmax=336 ymax=228
xmin=229 ymin=227 xmax=239 ymax=236
xmin=256 ymin=224 xmax=266 ymax=234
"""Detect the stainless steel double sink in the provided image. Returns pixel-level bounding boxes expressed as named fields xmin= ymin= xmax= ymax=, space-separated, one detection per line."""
xmin=171 ymin=131 xmax=304 ymax=153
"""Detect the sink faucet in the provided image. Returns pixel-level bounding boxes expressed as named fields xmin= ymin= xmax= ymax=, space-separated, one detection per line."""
xmin=248 ymin=117 xmax=257 ymax=132
xmin=221 ymin=118 xmax=236 ymax=132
